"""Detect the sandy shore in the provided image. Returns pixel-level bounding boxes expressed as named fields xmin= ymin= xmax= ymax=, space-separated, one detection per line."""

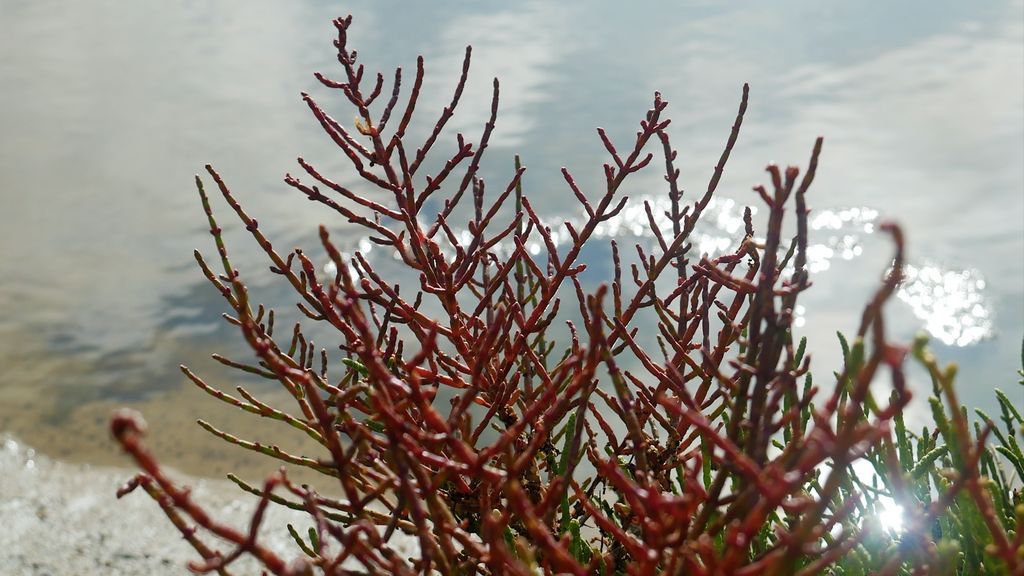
xmin=0 ymin=433 xmax=416 ymax=575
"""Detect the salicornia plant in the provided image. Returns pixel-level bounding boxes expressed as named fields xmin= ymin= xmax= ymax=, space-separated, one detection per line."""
xmin=111 ymin=15 xmax=1023 ymax=575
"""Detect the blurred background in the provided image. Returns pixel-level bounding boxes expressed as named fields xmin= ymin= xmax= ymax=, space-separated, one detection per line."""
xmin=0 ymin=0 xmax=1021 ymax=478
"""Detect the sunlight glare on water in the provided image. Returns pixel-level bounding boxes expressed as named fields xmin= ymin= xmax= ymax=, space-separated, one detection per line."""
xmin=328 ymin=195 xmax=996 ymax=347
xmin=898 ymin=263 xmax=993 ymax=347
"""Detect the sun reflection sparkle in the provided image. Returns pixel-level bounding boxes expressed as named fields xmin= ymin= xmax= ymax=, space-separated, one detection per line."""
xmin=325 ymin=196 xmax=995 ymax=347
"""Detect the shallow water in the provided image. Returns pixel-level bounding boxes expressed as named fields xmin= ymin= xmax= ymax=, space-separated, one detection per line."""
xmin=0 ymin=1 xmax=1021 ymax=478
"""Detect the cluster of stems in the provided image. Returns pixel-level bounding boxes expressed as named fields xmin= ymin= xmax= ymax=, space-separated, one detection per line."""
xmin=113 ymin=15 xmax=1023 ymax=576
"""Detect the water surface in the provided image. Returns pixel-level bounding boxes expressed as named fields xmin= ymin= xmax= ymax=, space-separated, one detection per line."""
xmin=0 ymin=0 xmax=1021 ymax=476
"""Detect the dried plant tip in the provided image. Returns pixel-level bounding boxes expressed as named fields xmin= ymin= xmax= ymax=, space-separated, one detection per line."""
xmin=110 ymin=408 xmax=148 ymax=441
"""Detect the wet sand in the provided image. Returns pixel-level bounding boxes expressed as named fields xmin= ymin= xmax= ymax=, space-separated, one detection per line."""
xmin=0 ymin=363 xmax=331 ymax=483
